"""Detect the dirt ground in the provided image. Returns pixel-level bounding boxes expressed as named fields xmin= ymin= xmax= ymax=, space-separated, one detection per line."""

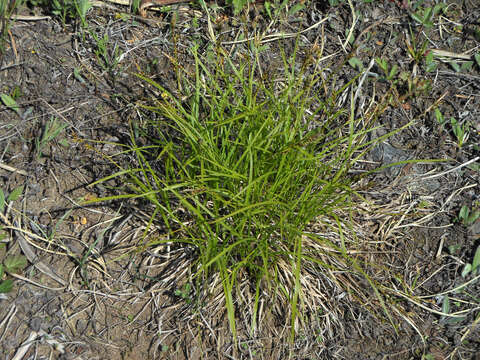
xmin=1 ymin=0 xmax=480 ymax=359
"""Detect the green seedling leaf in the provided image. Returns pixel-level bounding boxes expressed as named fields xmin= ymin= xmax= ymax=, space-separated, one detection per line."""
xmin=375 ymin=57 xmax=387 ymax=73
xmin=422 ymin=7 xmax=433 ymax=27
xmin=388 ymin=64 xmax=398 ymax=79
xmin=467 ymin=210 xmax=480 ymax=225
xmin=442 ymin=295 xmax=450 ymax=315
xmin=434 ymin=108 xmax=445 ymax=125
xmin=0 ymin=188 xmax=4 ymax=212
xmin=348 ymin=57 xmax=363 ymax=70
xmin=433 ymin=3 xmax=446 ymax=15
xmin=448 ymin=244 xmax=461 ymax=255
xmin=11 ymin=86 xmax=22 ymax=100
xmin=474 ymin=29 xmax=480 ymax=42
xmin=425 ymin=51 xmax=436 ymax=72
xmin=467 ymin=162 xmax=480 ymax=172
xmin=459 ymin=205 xmax=470 ymax=221
xmin=450 ymin=117 xmax=468 ymax=147
xmin=472 ymin=245 xmax=480 ymax=273
xmin=410 ymin=11 xmax=423 ymax=25
xmin=7 ymin=186 xmax=23 ymax=202
xmin=78 ymin=0 xmax=92 ymax=15
xmin=461 ymin=61 xmax=473 ymax=72
xmin=346 ymin=31 xmax=355 ymax=45
xmin=461 ymin=263 xmax=472 ymax=278
xmin=174 ymin=283 xmax=191 ymax=300
xmin=0 ymin=279 xmax=13 ymax=293
xmin=450 ymin=61 xmax=461 ymax=72
xmin=59 ymin=139 xmax=69 ymax=147
xmin=73 ymin=68 xmax=85 ymax=83
xmin=4 ymin=255 xmax=27 ymax=273
xmin=288 ymin=3 xmax=304 ymax=16
xmin=117 ymin=12 xmax=132 ymax=21
xmin=1 ymin=94 xmax=20 ymax=114
xmin=231 ymin=0 xmax=247 ymax=14
xmin=256 ymin=44 xmax=270 ymax=53
xmin=0 ymin=264 xmax=3 ymax=278
xmin=264 ymin=1 xmax=272 ymax=18
xmin=399 ymin=71 xmax=410 ymax=82
xmin=475 ymin=53 xmax=480 ymax=67
xmin=445 ymin=316 xmax=466 ymax=325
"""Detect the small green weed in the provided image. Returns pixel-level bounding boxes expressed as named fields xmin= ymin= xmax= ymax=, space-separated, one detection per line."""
xmin=405 ymin=26 xmax=429 ymax=65
xmin=457 ymin=205 xmax=480 ymax=227
xmin=439 ymin=294 xmax=467 ymax=324
xmin=0 ymin=186 xmax=27 ymax=295
xmin=0 ymin=254 xmax=27 ymax=293
xmin=369 ymin=59 xmax=432 ymax=106
xmin=348 ymin=56 xmax=363 ymax=71
xmin=224 ymin=0 xmax=294 ymax=16
xmin=226 ymin=0 xmax=253 ymax=14
xmin=90 ymin=31 xmax=123 ymax=73
xmin=450 ymin=117 xmax=469 ymax=148
xmin=0 ymin=185 xmax=24 ymax=213
xmin=130 ymin=0 xmax=141 ymax=14
xmin=451 ymin=205 xmax=480 ymax=295
xmin=376 ymin=57 xmax=398 ymax=82
xmin=35 ymin=116 xmax=69 ymax=158
xmin=51 ymin=0 xmax=75 ymax=25
xmin=0 ymin=92 xmax=20 ymax=114
xmin=424 ymin=50 xmax=437 ymax=72
xmin=263 ymin=0 xmax=304 ymax=21
xmin=0 ymin=185 xmax=24 ymax=241
xmin=434 ymin=108 xmax=447 ymax=127
xmin=73 ymin=0 xmax=92 ymax=28
xmin=475 ymin=53 xmax=480 ymax=68
xmin=435 ymin=108 xmax=470 ymax=148
xmin=174 ymin=283 xmax=192 ymax=303
xmin=449 ymin=60 xmax=475 ymax=73
xmin=409 ymin=2 xmax=445 ymax=29
xmin=461 ymin=245 xmax=480 ymax=278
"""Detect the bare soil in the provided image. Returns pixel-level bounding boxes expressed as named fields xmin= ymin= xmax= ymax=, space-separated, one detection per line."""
xmin=1 ymin=1 xmax=479 ymax=359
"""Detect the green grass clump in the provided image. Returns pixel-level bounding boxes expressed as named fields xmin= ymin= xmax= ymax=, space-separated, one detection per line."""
xmin=92 ymin=43 xmax=388 ymax=341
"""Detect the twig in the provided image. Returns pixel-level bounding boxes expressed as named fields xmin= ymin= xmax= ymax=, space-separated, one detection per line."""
xmin=221 ymin=17 xmax=329 ymax=45
xmin=430 ymin=48 xmax=472 ymax=60
xmin=10 ymin=15 xmax=50 ymax=21
xmin=419 ymin=156 xmax=479 ymax=181
xmin=11 ymin=331 xmax=38 ymax=360
xmin=0 ymin=304 xmax=17 ymax=344
xmin=343 ymin=0 xmax=356 ymax=49
xmin=10 ymin=272 xmax=65 ymax=291
xmin=0 ymin=162 xmax=27 ymax=176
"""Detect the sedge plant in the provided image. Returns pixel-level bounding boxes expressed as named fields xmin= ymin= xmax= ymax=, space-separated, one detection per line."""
xmin=89 ymin=42 xmax=402 ymax=343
